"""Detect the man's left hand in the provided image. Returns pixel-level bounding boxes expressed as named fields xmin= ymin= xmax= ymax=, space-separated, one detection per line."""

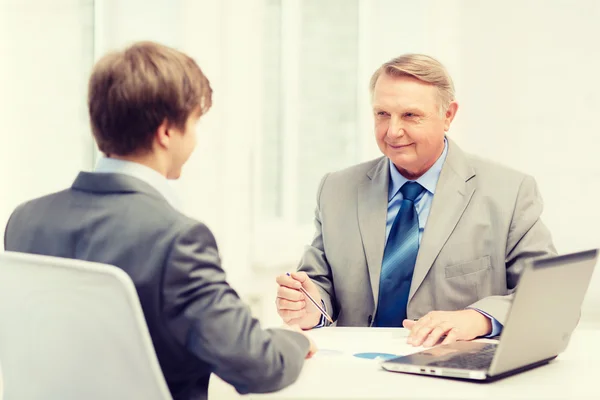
xmin=403 ymin=309 xmax=492 ymax=348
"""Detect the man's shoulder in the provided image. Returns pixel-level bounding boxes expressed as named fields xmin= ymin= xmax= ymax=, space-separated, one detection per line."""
xmin=10 ymin=187 xmax=198 ymax=234
xmin=323 ymin=157 xmax=385 ymax=187
xmin=452 ymin=145 xmax=538 ymax=205
xmin=9 ymin=189 xmax=72 ymax=217
xmin=465 ymin=151 xmax=530 ymax=185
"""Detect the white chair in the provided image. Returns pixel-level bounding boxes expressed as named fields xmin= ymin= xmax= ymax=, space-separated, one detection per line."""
xmin=0 ymin=251 xmax=172 ymax=400
xmin=0 ymin=357 xmax=4 ymax=400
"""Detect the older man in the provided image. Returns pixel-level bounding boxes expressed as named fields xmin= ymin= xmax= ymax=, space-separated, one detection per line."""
xmin=275 ymin=54 xmax=556 ymax=347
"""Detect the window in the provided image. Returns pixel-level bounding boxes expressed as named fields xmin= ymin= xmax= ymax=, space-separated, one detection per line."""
xmin=0 ymin=0 xmax=96 ymax=242
xmin=253 ymin=0 xmax=362 ymax=268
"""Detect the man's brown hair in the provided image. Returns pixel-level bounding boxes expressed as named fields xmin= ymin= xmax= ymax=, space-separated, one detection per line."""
xmin=88 ymin=41 xmax=212 ymax=156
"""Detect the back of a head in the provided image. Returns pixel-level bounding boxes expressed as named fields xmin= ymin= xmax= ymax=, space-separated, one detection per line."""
xmin=370 ymin=53 xmax=455 ymax=112
xmin=88 ymin=41 xmax=212 ymax=157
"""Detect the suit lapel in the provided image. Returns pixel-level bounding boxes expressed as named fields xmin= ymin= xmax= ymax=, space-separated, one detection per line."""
xmin=408 ymin=139 xmax=476 ymax=302
xmin=357 ymin=157 xmax=389 ymax=304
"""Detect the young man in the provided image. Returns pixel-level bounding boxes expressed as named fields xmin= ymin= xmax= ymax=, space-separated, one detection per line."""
xmin=4 ymin=41 xmax=315 ymax=400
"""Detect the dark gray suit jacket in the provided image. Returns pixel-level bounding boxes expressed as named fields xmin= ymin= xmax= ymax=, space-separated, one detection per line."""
xmin=4 ymin=172 xmax=309 ymax=400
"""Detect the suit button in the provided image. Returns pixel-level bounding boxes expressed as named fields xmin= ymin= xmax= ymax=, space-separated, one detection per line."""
xmin=368 ymin=315 xmax=373 ymax=325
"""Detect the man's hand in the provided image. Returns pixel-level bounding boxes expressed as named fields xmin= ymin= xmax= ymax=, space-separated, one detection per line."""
xmin=281 ymin=324 xmax=318 ymax=359
xmin=403 ymin=310 xmax=492 ymax=348
xmin=275 ymin=272 xmax=322 ymax=330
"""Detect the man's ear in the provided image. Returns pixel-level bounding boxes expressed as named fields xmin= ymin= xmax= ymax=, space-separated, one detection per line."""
xmin=444 ymin=101 xmax=458 ymax=131
xmin=155 ymin=119 xmax=170 ymax=148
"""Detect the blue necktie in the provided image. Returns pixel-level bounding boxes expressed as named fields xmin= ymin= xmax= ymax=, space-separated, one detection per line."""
xmin=374 ymin=181 xmax=424 ymax=327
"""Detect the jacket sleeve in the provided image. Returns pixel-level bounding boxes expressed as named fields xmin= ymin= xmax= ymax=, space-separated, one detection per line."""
xmin=162 ymin=222 xmax=309 ymax=394
xmin=296 ymin=173 xmax=336 ymax=325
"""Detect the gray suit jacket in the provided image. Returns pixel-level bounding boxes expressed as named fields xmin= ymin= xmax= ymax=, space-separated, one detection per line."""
xmin=4 ymin=172 xmax=309 ymax=400
xmin=299 ymin=138 xmax=557 ymax=327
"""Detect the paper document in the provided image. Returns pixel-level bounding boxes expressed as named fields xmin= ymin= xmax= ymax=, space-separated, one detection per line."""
xmin=307 ymin=327 xmax=426 ymax=361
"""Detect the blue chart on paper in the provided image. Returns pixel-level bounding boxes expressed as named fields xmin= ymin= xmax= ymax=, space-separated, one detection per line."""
xmin=353 ymin=352 xmax=398 ymax=360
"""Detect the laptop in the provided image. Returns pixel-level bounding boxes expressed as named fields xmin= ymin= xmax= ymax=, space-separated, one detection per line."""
xmin=381 ymin=249 xmax=598 ymax=381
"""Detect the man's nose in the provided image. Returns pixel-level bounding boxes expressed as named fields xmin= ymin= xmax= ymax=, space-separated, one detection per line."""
xmin=387 ymin=117 xmax=405 ymax=139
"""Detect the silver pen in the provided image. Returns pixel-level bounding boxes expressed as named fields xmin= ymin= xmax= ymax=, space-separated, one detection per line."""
xmin=286 ymin=273 xmax=334 ymax=324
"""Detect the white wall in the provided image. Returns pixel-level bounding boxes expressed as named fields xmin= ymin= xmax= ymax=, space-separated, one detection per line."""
xmin=3 ymin=0 xmax=599 ymax=326
xmin=0 ymin=0 xmax=96 ymax=245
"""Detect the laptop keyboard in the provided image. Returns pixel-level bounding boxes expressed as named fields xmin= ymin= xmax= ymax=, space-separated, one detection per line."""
xmin=426 ymin=343 xmax=497 ymax=370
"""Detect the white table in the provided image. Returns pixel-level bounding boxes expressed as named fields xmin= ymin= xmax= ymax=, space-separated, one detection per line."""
xmin=209 ymin=327 xmax=600 ymax=400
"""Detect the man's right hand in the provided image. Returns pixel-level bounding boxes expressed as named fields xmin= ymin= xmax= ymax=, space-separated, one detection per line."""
xmin=281 ymin=324 xmax=318 ymax=358
xmin=275 ymin=272 xmax=323 ymax=330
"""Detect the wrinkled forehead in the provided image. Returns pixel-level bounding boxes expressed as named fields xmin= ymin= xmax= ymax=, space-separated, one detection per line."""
xmin=371 ymin=74 xmax=441 ymax=111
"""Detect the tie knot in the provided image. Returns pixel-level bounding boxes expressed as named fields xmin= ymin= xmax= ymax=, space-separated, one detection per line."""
xmin=400 ymin=181 xmax=424 ymax=202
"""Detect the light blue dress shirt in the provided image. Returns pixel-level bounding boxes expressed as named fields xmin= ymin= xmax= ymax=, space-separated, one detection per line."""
xmin=94 ymin=157 xmax=182 ymax=210
xmin=318 ymin=139 xmax=502 ymax=336
xmin=385 ymin=139 xmax=448 ymax=244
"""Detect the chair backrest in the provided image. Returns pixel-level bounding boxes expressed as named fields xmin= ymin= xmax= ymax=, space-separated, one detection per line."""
xmin=0 ymin=356 xmax=4 ymax=400
xmin=0 ymin=251 xmax=172 ymax=400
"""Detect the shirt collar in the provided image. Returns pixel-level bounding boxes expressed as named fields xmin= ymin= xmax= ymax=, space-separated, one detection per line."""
xmin=388 ymin=138 xmax=449 ymax=201
xmin=94 ymin=157 xmax=181 ymax=209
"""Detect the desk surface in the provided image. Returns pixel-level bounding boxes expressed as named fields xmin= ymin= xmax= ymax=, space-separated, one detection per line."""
xmin=209 ymin=327 xmax=600 ymax=400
